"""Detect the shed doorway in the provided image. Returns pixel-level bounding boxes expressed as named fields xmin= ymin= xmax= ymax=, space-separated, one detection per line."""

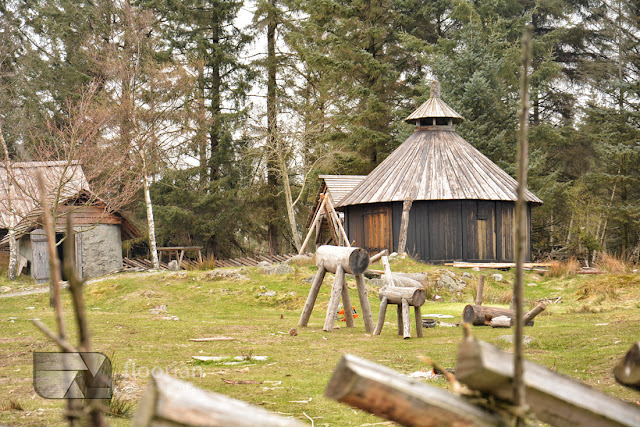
xmin=363 ymin=206 xmax=393 ymax=254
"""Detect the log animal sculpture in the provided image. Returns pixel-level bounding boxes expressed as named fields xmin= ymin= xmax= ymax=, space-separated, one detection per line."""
xmin=298 ymin=245 xmax=374 ymax=333
xmin=373 ymin=255 xmax=426 ymax=339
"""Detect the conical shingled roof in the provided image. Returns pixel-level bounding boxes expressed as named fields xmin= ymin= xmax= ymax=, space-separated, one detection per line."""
xmin=405 ymin=81 xmax=464 ymax=124
xmin=338 ymin=83 xmax=543 ymax=206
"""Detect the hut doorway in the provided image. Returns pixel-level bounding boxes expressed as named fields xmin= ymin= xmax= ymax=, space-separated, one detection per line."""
xmin=363 ymin=206 xmax=393 ymax=254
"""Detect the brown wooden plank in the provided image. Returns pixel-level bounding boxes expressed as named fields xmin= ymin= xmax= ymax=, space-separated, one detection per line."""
xmin=456 ymin=338 xmax=640 ymax=427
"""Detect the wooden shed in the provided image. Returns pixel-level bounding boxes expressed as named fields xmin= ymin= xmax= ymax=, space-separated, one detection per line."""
xmin=306 ymin=175 xmax=366 ymax=247
xmin=0 ymin=161 xmax=139 ymax=282
xmin=337 ymin=82 xmax=542 ymax=263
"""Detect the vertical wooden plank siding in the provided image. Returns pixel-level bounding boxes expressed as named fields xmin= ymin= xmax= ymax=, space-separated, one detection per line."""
xmin=349 ymin=201 xmax=530 ymax=263
xmin=30 ymin=229 xmax=49 ymax=284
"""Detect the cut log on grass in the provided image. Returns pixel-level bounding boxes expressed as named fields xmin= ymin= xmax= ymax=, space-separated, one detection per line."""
xmin=490 ymin=316 xmax=511 ymax=328
xmin=316 ymin=245 xmax=369 ymax=275
xmin=523 ymin=302 xmax=546 ymax=325
xmin=456 ymin=338 xmax=640 ymax=427
xmin=132 ymin=372 xmax=304 ymax=427
xmin=379 ymin=286 xmax=426 ymax=307
xmin=613 ymin=342 xmax=640 ymax=391
xmin=325 ymin=354 xmax=505 ymax=427
xmin=489 ymin=304 xmax=546 ymax=328
xmin=462 ymin=305 xmax=534 ymax=326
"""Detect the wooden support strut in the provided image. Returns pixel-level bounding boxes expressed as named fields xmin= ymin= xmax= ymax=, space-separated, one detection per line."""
xmin=132 ymin=372 xmax=305 ymax=427
xmin=323 ymin=263 xmax=345 ymax=332
xmin=298 ymin=265 xmax=326 ymax=327
xmin=299 ymin=195 xmax=327 ymax=254
xmin=456 ymin=338 xmax=640 ymax=427
xmin=325 ymin=354 xmax=505 ymax=427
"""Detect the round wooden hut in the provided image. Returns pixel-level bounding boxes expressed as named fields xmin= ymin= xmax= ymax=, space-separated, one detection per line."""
xmin=337 ymin=81 xmax=542 ymax=263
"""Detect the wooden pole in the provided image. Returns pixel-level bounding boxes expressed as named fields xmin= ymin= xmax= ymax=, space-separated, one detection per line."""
xmin=382 ymin=255 xmax=394 ymax=287
xmin=298 ymin=265 xmax=326 ymax=327
xmin=325 ymin=196 xmax=351 ymax=247
xmin=373 ymin=297 xmax=388 ymax=335
xmin=132 ymin=372 xmax=305 ymax=427
xmin=522 ymin=302 xmax=546 ymax=325
xmin=514 ymin=25 xmax=533 ymax=423
xmin=299 ymin=195 xmax=327 ymax=254
xmin=415 ymin=306 xmax=423 ymax=338
xmin=325 ymin=354 xmax=505 ymax=426
xmin=340 ymin=268 xmax=354 ymax=328
xmin=369 ymin=249 xmax=387 ymax=264
xmin=323 ymin=263 xmax=344 ymax=332
xmin=355 ymin=274 xmax=374 ymax=333
xmin=401 ymin=298 xmax=411 ymax=339
xmin=323 ymin=201 xmax=340 ymax=246
xmin=397 ymin=199 xmax=413 ymax=255
xmin=457 ymin=337 xmax=640 ymax=427
xmin=475 ymin=275 xmax=485 ymax=306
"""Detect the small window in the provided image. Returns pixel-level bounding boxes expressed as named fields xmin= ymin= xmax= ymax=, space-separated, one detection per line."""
xmin=435 ymin=118 xmax=448 ymax=126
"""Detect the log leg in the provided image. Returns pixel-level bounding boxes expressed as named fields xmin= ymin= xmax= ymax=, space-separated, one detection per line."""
xmin=397 ymin=305 xmax=403 ymax=336
xmin=373 ymin=297 xmax=388 ymax=335
xmin=415 ymin=305 xmax=423 ymax=338
xmin=299 ymin=266 xmax=326 ymax=327
xmin=355 ymin=274 xmax=374 ymax=333
xmin=323 ymin=264 xmax=344 ymax=332
xmin=402 ymin=299 xmax=411 ymax=339
xmin=340 ymin=269 xmax=354 ymax=328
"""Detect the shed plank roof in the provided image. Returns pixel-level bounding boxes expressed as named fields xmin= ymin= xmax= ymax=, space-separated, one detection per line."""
xmin=318 ymin=175 xmax=367 ymax=206
xmin=0 ymin=161 xmax=89 ymax=228
xmin=338 ymin=129 xmax=542 ymax=206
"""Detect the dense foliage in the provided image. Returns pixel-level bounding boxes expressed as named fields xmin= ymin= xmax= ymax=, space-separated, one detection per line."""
xmin=0 ymin=0 xmax=638 ymax=261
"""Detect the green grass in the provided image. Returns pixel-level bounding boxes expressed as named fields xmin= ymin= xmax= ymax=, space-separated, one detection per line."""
xmin=0 ymin=259 xmax=639 ymax=426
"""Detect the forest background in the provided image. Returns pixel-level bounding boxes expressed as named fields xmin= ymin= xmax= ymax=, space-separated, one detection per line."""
xmin=0 ymin=0 xmax=638 ymax=262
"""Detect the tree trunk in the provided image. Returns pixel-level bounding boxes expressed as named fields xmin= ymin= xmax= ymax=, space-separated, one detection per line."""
xmin=462 ymin=305 xmax=535 ymax=326
xmin=209 ymin=21 xmax=221 ymax=181
xmin=143 ymin=171 xmax=159 ymax=269
xmin=197 ymin=57 xmax=208 ymax=186
xmin=266 ymin=0 xmax=279 ymax=256
xmin=1 ymin=127 xmax=17 ymax=280
xmin=280 ymin=159 xmax=301 ymax=251
xmin=397 ymin=199 xmax=412 ymax=255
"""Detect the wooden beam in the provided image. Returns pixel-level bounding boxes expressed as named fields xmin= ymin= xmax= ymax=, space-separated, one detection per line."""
xmin=379 ymin=286 xmax=426 ymax=307
xmin=299 ymin=195 xmax=327 ymax=254
xmin=456 ymin=338 xmax=640 ymax=427
xmin=316 ymin=245 xmax=369 ymax=275
xmin=325 ymin=354 xmax=505 ymax=427
xmin=132 ymin=372 xmax=304 ymax=427
xmin=298 ymin=265 xmax=326 ymax=327
xmin=324 ymin=195 xmax=351 ymax=247
xmin=355 ymin=274 xmax=374 ymax=333
xmin=369 ymin=249 xmax=388 ymax=264
xmin=475 ymin=275 xmax=485 ymax=306
xmin=323 ymin=263 xmax=345 ymax=332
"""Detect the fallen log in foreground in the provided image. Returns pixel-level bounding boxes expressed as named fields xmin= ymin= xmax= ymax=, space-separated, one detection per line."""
xmin=325 ymin=353 xmax=506 ymax=427
xmin=132 ymin=372 xmax=305 ymax=427
xmin=456 ymin=338 xmax=640 ymax=427
xmin=613 ymin=342 xmax=640 ymax=391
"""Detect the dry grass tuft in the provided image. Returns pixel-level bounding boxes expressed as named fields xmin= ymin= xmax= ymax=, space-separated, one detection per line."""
xmin=0 ymin=400 xmax=24 ymax=411
xmin=198 ymin=255 xmax=217 ymax=270
xmin=546 ymin=258 xmax=580 ymax=277
xmin=596 ymin=252 xmax=629 ymax=274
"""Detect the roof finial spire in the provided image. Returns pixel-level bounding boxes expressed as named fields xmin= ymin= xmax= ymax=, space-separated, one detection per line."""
xmin=430 ymin=80 xmax=441 ymax=99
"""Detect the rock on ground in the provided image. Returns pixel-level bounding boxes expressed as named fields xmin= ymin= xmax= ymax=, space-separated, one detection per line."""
xmin=202 ymin=269 xmax=249 ymax=281
xmin=259 ymin=263 xmax=294 ymax=275
xmin=168 ymin=260 xmax=180 ymax=271
xmin=492 ymin=273 xmax=504 ymax=282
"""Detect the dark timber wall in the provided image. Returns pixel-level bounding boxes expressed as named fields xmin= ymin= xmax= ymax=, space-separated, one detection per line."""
xmin=344 ymin=201 xmax=531 ymax=263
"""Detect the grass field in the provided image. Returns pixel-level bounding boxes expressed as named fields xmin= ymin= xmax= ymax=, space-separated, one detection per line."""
xmin=0 ymin=257 xmax=639 ymax=426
